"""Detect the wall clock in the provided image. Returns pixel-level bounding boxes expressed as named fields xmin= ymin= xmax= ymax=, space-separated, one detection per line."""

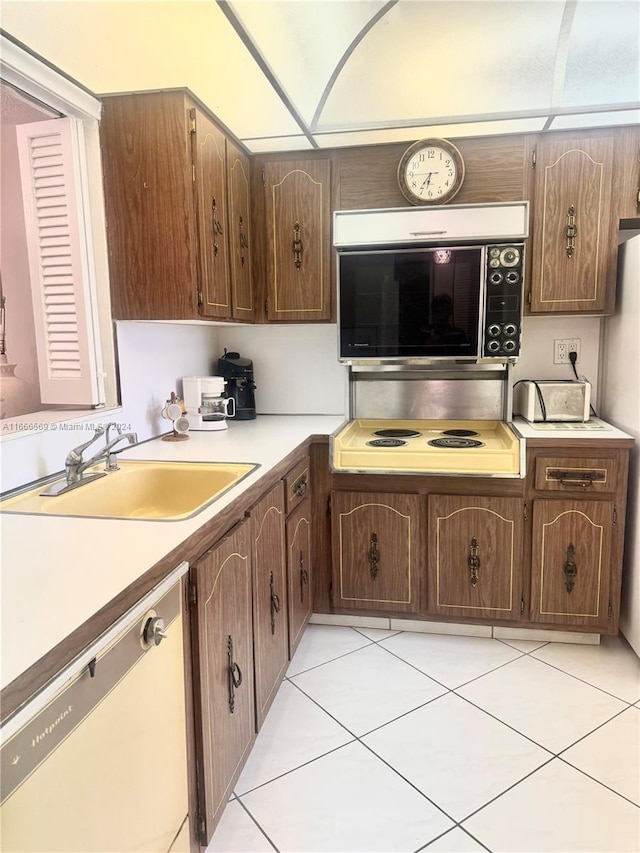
xmin=397 ymin=138 xmax=465 ymax=205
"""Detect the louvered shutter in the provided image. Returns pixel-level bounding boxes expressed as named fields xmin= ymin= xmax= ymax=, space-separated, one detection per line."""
xmin=16 ymin=117 xmax=102 ymax=405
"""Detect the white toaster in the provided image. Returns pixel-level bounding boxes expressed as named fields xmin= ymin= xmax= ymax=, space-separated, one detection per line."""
xmin=513 ymin=380 xmax=591 ymax=422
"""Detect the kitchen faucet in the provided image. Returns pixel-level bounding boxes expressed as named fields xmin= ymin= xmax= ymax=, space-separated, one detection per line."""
xmin=41 ymin=423 xmax=138 ymax=496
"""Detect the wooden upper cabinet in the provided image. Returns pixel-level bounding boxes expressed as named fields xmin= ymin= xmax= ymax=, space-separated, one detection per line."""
xmin=226 ymin=141 xmax=254 ymax=321
xmin=613 ymin=126 xmax=640 ymax=221
xmin=100 ymin=91 xmax=198 ymax=320
xmin=192 ymin=107 xmax=231 ymax=319
xmin=528 ymin=132 xmax=616 ymax=315
xmin=427 ymin=495 xmax=524 ymax=621
xmin=262 ymin=158 xmax=332 ymax=322
xmin=100 ymin=89 xmax=252 ymax=322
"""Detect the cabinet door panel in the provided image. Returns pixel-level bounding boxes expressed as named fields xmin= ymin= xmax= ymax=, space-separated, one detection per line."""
xmin=264 ymin=159 xmax=331 ymax=322
xmin=100 ymin=92 xmax=198 ymax=319
xmin=191 ymin=522 xmax=254 ymax=842
xmin=331 ymin=491 xmax=421 ymax=614
xmin=227 ymin=141 xmax=254 ymax=321
xmin=428 ymin=496 xmax=524 ymax=620
xmin=286 ymin=499 xmax=312 ymax=657
xmin=530 ymin=500 xmax=612 ymax=628
xmin=529 ymin=134 xmax=614 ymax=314
xmin=250 ymin=483 xmax=287 ymax=729
xmin=193 ymin=109 xmax=231 ymax=318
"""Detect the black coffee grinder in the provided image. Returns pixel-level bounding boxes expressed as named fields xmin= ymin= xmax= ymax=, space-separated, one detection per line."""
xmin=217 ymin=350 xmax=257 ymax=420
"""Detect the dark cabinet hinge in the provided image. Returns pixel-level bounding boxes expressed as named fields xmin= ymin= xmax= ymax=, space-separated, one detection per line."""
xmin=608 ymin=602 xmax=613 ymax=619
xmin=198 ymin=813 xmax=206 ymax=841
xmin=613 ymin=505 xmax=618 ymax=524
xmin=262 ymin=167 xmax=266 ymax=186
xmin=523 ymin=502 xmax=528 ymax=520
xmin=520 ymin=596 xmax=525 ymax=615
xmin=264 ymin=298 xmax=269 ymax=316
xmin=526 ymin=291 xmax=532 ymax=306
xmin=531 ymin=149 xmax=537 ymax=168
xmin=188 ymin=583 xmax=197 ymax=605
xmin=197 ymin=290 xmax=204 ymax=307
xmin=189 ymin=108 xmax=196 ymax=135
xmin=327 ymin=494 xmax=332 ymax=515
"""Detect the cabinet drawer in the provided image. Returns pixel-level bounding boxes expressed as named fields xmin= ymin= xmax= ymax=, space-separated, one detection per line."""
xmin=534 ymin=456 xmax=619 ymax=493
xmin=284 ymin=457 xmax=310 ymax=514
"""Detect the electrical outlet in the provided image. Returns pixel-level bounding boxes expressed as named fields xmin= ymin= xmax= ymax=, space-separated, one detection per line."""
xmin=554 ymin=338 xmax=581 ymax=364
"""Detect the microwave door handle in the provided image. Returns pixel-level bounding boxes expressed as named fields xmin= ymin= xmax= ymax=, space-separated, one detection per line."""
xmin=409 ymin=230 xmax=447 ymax=236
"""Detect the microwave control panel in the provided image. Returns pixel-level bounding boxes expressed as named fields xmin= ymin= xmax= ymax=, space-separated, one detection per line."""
xmin=483 ymin=244 xmax=525 ymax=357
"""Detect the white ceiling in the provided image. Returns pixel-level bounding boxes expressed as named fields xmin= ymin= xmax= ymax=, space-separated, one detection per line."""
xmin=1 ymin=0 xmax=639 ymax=152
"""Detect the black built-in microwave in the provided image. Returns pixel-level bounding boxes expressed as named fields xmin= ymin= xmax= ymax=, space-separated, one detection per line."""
xmin=337 ymin=242 xmax=524 ymax=362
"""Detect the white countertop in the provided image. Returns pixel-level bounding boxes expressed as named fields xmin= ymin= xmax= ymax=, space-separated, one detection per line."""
xmin=0 ymin=415 xmax=343 ymax=691
xmin=512 ymin=415 xmax=634 ymax=441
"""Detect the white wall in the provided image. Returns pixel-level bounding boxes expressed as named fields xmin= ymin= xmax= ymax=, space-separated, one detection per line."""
xmin=600 ymin=235 xmax=640 ymax=656
xmin=217 ymin=323 xmax=347 ymax=416
xmin=513 ymin=315 xmax=602 ymax=406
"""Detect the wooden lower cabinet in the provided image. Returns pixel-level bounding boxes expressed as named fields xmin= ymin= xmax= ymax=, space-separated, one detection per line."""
xmin=530 ymin=499 xmax=614 ymax=631
xmin=190 ymin=520 xmax=255 ymax=845
xmin=249 ymin=483 xmax=288 ymax=730
xmin=427 ymin=495 xmax=524 ymax=621
xmin=286 ymin=497 xmax=313 ymax=656
xmin=331 ymin=491 xmax=421 ymax=615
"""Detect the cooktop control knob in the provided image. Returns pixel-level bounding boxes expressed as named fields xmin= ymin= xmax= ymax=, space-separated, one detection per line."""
xmin=503 ymin=339 xmax=517 ymax=353
xmin=503 ymin=323 xmax=518 ymax=337
xmin=500 ymin=247 xmax=520 ymax=267
xmin=489 ymin=271 xmax=503 ymax=285
xmin=487 ymin=324 xmax=502 ymax=337
xmin=487 ymin=339 xmax=501 ymax=353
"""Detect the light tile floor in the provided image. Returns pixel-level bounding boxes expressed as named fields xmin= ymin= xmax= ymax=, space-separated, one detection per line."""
xmin=207 ymin=624 xmax=640 ymax=853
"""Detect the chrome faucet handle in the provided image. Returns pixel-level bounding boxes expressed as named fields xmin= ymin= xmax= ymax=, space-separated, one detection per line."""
xmin=66 ymin=425 xmax=106 ymax=464
xmin=105 ymin=422 xmax=122 ymax=444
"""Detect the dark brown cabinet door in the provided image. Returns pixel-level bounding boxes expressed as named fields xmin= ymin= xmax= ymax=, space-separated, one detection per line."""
xmin=192 ymin=108 xmax=231 ymax=319
xmin=427 ymin=495 xmax=524 ymax=621
xmin=100 ymin=91 xmax=198 ymax=319
xmin=530 ymin=499 xmax=613 ymax=630
xmin=191 ymin=521 xmax=255 ymax=844
xmin=226 ymin=140 xmax=254 ymax=321
xmin=286 ymin=498 xmax=312 ymax=656
xmin=263 ymin=159 xmax=331 ymax=322
xmin=528 ymin=133 xmax=615 ymax=314
xmin=331 ymin=491 xmax=421 ymax=615
xmin=250 ymin=483 xmax=287 ymax=729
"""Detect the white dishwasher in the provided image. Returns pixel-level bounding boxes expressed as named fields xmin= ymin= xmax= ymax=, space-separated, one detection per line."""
xmin=0 ymin=563 xmax=190 ymax=853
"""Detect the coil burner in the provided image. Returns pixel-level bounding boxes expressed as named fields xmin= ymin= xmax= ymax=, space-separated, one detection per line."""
xmin=441 ymin=429 xmax=480 ymax=437
xmin=367 ymin=438 xmax=407 ymax=448
xmin=373 ymin=428 xmax=422 ymax=438
xmin=428 ymin=437 xmax=485 ymax=449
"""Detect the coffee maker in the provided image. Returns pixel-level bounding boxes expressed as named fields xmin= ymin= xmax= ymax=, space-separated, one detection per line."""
xmin=182 ymin=376 xmax=234 ymax=430
xmin=217 ymin=350 xmax=256 ymax=420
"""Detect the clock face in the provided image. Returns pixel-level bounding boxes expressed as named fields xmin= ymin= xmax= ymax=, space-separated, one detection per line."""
xmin=398 ymin=139 xmax=465 ymax=205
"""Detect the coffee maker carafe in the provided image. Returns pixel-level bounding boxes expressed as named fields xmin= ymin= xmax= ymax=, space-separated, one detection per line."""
xmin=217 ymin=351 xmax=256 ymax=420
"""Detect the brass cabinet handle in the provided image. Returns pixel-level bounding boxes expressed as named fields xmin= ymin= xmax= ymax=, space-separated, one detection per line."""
xmin=212 ymin=197 xmax=223 ymax=257
xmin=239 ymin=214 xmax=249 ymax=267
xmin=468 ymin=537 xmax=480 ymax=587
xmin=368 ymin=532 xmax=380 ymax=580
xmin=293 ymin=474 xmax=308 ymax=498
xmin=299 ymin=550 xmax=309 ymax=603
xmin=564 ymin=543 xmax=577 ymax=593
xmin=227 ymin=635 xmax=242 ymax=713
xmin=565 ymin=204 xmax=577 ymax=258
xmin=292 ymin=221 xmax=303 ymax=270
xmin=548 ymin=469 xmax=602 ymax=488
xmin=269 ymin=571 xmax=281 ymax=635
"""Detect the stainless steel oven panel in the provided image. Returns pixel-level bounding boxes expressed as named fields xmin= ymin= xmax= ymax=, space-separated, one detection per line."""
xmin=351 ymin=377 xmax=505 ymax=420
xmin=348 ymin=363 xmax=514 ymax=422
